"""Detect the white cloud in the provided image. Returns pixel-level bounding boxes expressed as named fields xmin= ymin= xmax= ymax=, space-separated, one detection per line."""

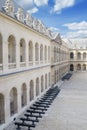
xmin=62 ymin=30 xmax=87 ymax=39
xmin=52 ymin=0 xmax=75 ymax=13
xmin=15 ymin=0 xmax=33 ymax=8
xmin=49 ymin=27 xmax=60 ymax=32
xmin=62 ymin=21 xmax=87 ymax=38
xmin=14 ymin=0 xmax=49 ymax=14
xmin=27 ymin=7 xmax=38 ymax=14
xmin=34 ymin=0 xmax=48 ymax=6
xmin=63 ymin=21 xmax=87 ymax=30
xmin=14 ymin=0 xmax=39 ymax=13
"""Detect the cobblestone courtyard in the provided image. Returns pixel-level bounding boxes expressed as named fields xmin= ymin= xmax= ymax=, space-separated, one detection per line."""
xmin=6 ymin=72 xmax=87 ymax=130
xmin=34 ymin=72 xmax=87 ymax=130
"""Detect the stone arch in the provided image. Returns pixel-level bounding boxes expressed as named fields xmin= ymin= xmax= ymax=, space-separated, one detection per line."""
xmin=54 ymin=47 xmax=56 ymax=62
xmin=20 ymin=38 xmax=26 ymax=62
xmin=48 ymin=72 xmax=50 ymax=86
xmin=8 ymin=35 xmax=16 ymax=63
xmin=83 ymin=52 xmax=86 ymax=60
xmin=57 ymin=48 xmax=59 ymax=62
xmin=77 ymin=52 xmax=81 ymax=60
xmin=40 ymin=44 xmax=43 ymax=61
xmin=48 ymin=46 xmax=50 ymax=61
xmin=21 ymin=83 xmax=27 ymax=107
xmin=70 ymin=64 xmax=74 ymax=71
xmin=10 ymin=87 xmax=17 ymax=116
xmin=83 ymin=64 xmax=86 ymax=71
xmin=35 ymin=43 xmax=39 ymax=61
xmin=0 ymin=93 xmax=5 ymax=124
xmin=55 ymin=70 xmax=57 ymax=83
xmin=41 ymin=75 xmax=44 ymax=92
xmin=36 ymin=77 xmax=39 ymax=96
xmin=29 ymin=41 xmax=33 ymax=62
xmin=45 ymin=46 xmax=47 ymax=61
xmin=77 ymin=64 xmax=81 ymax=71
xmin=70 ymin=52 xmax=74 ymax=59
xmin=57 ymin=70 xmax=59 ymax=81
xmin=45 ymin=74 xmax=47 ymax=89
xmin=0 ymin=33 xmax=3 ymax=64
xmin=30 ymin=80 xmax=34 ymax=101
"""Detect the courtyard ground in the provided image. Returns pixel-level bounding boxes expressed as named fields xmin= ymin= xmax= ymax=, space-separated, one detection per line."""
xmin=6 ymin=72 xmax=87 ymax=130
xmin=34 ymin=72 xmax=87 ymax=130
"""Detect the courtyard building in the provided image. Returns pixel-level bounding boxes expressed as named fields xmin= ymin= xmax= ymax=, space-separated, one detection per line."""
xmin=68 ymin=39 xmax=87 ymax=71
xmin=0 ymin=0 xmax=87 ymax=130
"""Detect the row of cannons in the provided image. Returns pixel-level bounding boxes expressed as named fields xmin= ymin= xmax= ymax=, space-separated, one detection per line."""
xmin=14 ymin=86 xmax=60 ymax=130
xmin=62 ymin=73 xmax=72 ymax=81
xmin=2 ymin=0 xmax=52 ymax=37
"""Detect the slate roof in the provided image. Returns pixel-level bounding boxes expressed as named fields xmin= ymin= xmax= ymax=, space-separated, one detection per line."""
xmin=63 ymin=38 xmax=87 ymax=49
xmin=0 ymin=0 xmax=62 ymax=42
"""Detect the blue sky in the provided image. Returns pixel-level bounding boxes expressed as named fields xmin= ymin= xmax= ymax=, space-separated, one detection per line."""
xmin=14 ymin=0 xmax=87 ymax=39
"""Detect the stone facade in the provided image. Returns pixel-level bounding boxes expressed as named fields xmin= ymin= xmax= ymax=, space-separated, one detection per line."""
xmin=0 ymin=0 xmax=86 ymax=130
xmin=68 ymin=39 xmax=87 ymax=72
xmin=51 ymin=34 xmax=69 ymax=86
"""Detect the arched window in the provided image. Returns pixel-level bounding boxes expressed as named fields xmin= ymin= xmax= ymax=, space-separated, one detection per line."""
xmin=36 ymin=78 xmax=39 ymax=96
xmin=45 ymin=74 xmax=47 ymax=89
xmin=45 ymin=46 xmax=47 ymax=62
xmin=40 ymin=44 xmax=43 ymax=61
xmin=8 ymin=35 xmax=16 ymax=63
xmin=41 ymin=75 xmax=44 ymax=92
xmin=20 ymin=39 xmax=26 ymax=62
xmin=0 ymin=33 xmax=2 ymax=64
xmin=54 ymin=47 xmax=56 ymax=62
xmin=35 ymin=43 xmax=39 ymax=61
xmin=0 ymin=94 xmax=5 ymax=124
xmin=70 ymin=64 xmax=74 ymax=71
xmin=77 ymin=64 xmax=81 ymax=71
xmin=57 ymin=70 xmax=59 ymax=81
xmin=70 ymin=52 xmax=74 ymax=59
xmin=10 ymin=87 xmax=17 ymax=116
xmin=30 ymin=80 xmax=34 ymax=101
xmin=77 ymin=52 xmax=81 ymax=60
xmin=21 ymin=83 xmax=27 ymax=107
xmin=83 ymin=64 xmax=86 ymax=71
xmin=57 ymin=48 xmax=58 ymax=62
xmin=48 ymin=46 xmax=50 ymax=61
xmin=48 ymin=72 xmax=50 ymax=86
xmin=55 ymin=70 xmax=57 ymax=83
xmin=83 ymin=53 xmax=86 ymax=60
xmin=29 ymin=41 xmax=33 ymax=62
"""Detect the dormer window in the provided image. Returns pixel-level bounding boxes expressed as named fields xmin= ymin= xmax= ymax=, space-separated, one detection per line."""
xmin=25 ymin=13 xmax=33 ymax=27
xmin=33 ymin=18 xmax=39 ymax=30
xmin=3 ymin=0 xmax=14 ymax=17
xmin=16 ymin=8 xmax=24 ymax=22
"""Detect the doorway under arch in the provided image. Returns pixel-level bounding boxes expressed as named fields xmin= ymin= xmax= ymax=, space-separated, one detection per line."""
xmin=0 ymin=93 xmax=5 ymax=124
xmin=30 ymin=80 xmax=34 ymax=101
xmin=77 ymin=64 xmax=81 ymax=71
xmin=70 ymin=64 xmax=74 ymax=71
xmin=10 ymin=87 xmax=18 ymax=116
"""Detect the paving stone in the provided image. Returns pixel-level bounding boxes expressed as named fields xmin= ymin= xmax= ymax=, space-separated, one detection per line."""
xmin=6 ymin=72 xmax=87 ymax=130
